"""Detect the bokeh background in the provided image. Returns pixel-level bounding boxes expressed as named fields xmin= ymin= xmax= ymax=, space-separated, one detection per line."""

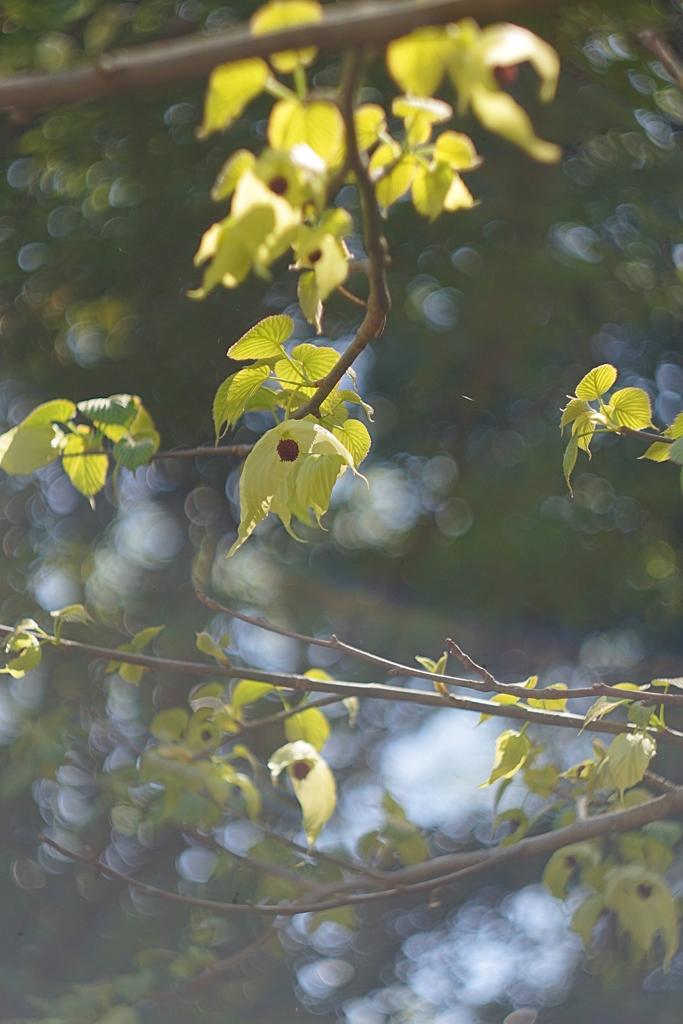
xmin=0 ymin=0 xmax=683 ymax=1022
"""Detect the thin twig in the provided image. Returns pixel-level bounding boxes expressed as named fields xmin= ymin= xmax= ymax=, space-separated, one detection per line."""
xmin=0 ymin=0 xmax=573 ymax=117
xmin=39 ymin=785 xmax=683 ymax=917
xmin=135 ymin=926 xmax=278 ymax=1009
xmin=3 ymin=622 xmax=682 ymax=743
xmin=617 ymin=426 xmax=673 ymax=445
xmin=637 ymin=28 xmax=683 ymax=91
xmin=337 ymin=284 xmax=367 ymax=307
xmin=291 ymin=49 xmax=390 ymax=421
xmin=194 ymin=594 xmax=683 ymax=710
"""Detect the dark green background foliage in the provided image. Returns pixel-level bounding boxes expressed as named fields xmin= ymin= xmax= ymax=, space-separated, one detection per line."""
xmin=0 ymin=1 xmax=682 ymax=1022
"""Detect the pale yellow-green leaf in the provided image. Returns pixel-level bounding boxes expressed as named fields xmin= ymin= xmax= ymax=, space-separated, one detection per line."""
xmin=411 ymin=162 xmax=453 ymax=221
xmin=151 ymin=708 xmax=189 ymax=742
xmin=284 ymin=706 xmax=330 ymax=750
xmin=211 ymin=149 xmax=257 ymax=202
xmin=228 ymin=314 xmax=293 ymax=360
xmin=268 ymin=99 xmax=344 ymax=165
xmin=226 ymin=365 xmax=271 ymax=427
xmin=61 ymin=432 xmax=108 ymax=498
xmin=607 ymin=732 xmax=656 ymax=796
xmin=479 ymin=22 xmax=560 ymax=103
xmin=641 ymin=440 xmax=671 ymax=463
xmin=250 ymin=0 xmax=323 ymax=72
xmin=370 ymin=144 xmax=416 ymax=213
xmin=22 ymin=398 xmax=76 ymax=428
xmin=609 ymin=388 xmax=652 ymax=430
xmin=0 ymin=424 xmax=59 ymax=475
xmin=572 ymin=412 xmax=597 ymax=453
xmin=291 ymin=343 xmax=338 ymax=381
xmin=668 ymin=436 xmax=683 ymax=465
xmin=560 ymin=397 xmax=592 ymax=431
xmin=232 ymin=679 xmax=276 ymax=715
xmin=197 ymin=58 xmax=270 ymax=139
xmin=604 ymin=863 xmax=679 ymax=968
xmin=392 ymin=95 xmax=453 ymax=146
xmin=480 ymin=729 xmax=530 ymax=787
xmin=570 ymin=892 xmax=606 ymax=948
xmin=527 ymin=684 xmax=567 ymax=711
xmin=230 ymin=419 xmax=353 ymax=554
xmin=443 ymin=173 xmax=475 ymax=211
xmin=355 ymin=104 xmax=386 ymax=152
xmin=469 ymin=82 xmax=561 ymax=163
xmin=581 ymin=685 xmax=638 ymax=731
xmin=524 ymin=763 xmax=559 ymax=798
xmin=295 ymin=452 xmax=347 ymax=522
xmin=542 ymin=841 xmax=602 ymax=899
xmin=268 ymin=739 xmax=336 ymax=845
xmin=230 ymin=170 xmax=302 ymax=268
xmin=433 ymin=130 xmax=481 ymax=170
xmin=196 ymin=631 xmax=230 ymax=666
xmin=293 ymin=231 xmax=349 ymax=301
xmin=332 ymin=420 xmax=371 ymax=466
xmin=563 ymin=435 xmax=578 ymax=492
xmin=191 ymin=207 xmax=275 ymax=296
xmin=575 ymin=363 xmax=617 ymax=401
xmin=386 ymin=27 xmax=450 ymax=96
xmin=298 ymin=270 xmax=322 ymax=332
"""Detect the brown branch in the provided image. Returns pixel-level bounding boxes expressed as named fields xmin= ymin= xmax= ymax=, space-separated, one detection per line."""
xmin=0 ymin=0 xmax=573 ymax=117
xmin=637 ymin=28 xmax=683 ymax=91
xmin=291 ymin=49 xmax=390 ymax=421
xmin=194 ymin=594 xmax=683 ymax=710
xmin=337 ymin=284 xmax=367 ymax=308
xmin=617 ymin=426 xmax=673 ymax=445
xmin=4 ymin=621 xmax=681 ymax=743
xmin=154 ymin=444 xmax=255 ymax=459
xmin=40 ymin=785 xmax=683 ymax=917
xmin=135 ymin=926 xmax=278 ymax=1009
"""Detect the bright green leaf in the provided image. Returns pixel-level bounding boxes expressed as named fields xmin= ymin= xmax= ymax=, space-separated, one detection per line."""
xmin=284 ymin=706 xmax=330 ymax=750
xmin=575 ymin=364 xmax=617 ymax=401
xmin=197 ymin=58 xmax=270 ymax=139
xmin=227 ymin=315 xmax=293 ymax=361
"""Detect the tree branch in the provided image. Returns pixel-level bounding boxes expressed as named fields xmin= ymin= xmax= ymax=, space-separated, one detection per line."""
xmin=0 ymin=0 xmax=573 ymax=118
xmin=3 ymin=622 xmax=681 ymax=744
xmin=637 ymin=28 xmax=683 ymax=91
xmin=40 ymin=785 xmax=683 ymax=917
xmin=617 ymin=426 xmax=674 ymax=445
xmin=291 ymin=49 xmax=390 ymax=421
xmin=195 ymin=593 xmax=683 ymax=710
xmin=134 ymin=926 xmax=278 ymax=1009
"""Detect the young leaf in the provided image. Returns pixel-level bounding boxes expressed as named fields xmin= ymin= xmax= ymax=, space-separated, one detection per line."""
xmin=570 ymin=892 xmax=606 ymax=948
xmin=575 ymin=364 xmax=617 ymax=401
xmin=479 ymin=729 xmax=530 ymax=788
xmin=433 ymin=131 xmax=482 ymax=170
xmin=268 ymin=99 xmax=344 ymax=165
xmin=370 ymin=147 xmax=416 ymax=213
xmin=226 ymin=365 xmax=271 ymax=428
xmin=197 ymin=58 xmax=270 ymax=139
xmin=355 ymin=104 xmax=387 ymax=151
xmin=211 ymin=150 xmax=257 ymax=202
xmin=291 ymin=344 xmax=339 ymax=381
xmin=604 ymin=863 xmax=679 ymax=968
xmin=250 ymin=0 xmax=323 ymax=73
xmin=78 ymin=394 xmax=137 ymax=427
xmin=151 ymin=708 xmax=189 ymax=742
xmin=232 ymin=679 xmax=276 ymax=715
xmin=268 ymin=739 xmax=336 ymax=846
xmin=608 ymin=388 xmax=652 ymax=430
xmin=196 ymin=631 xmax=230 ymax=666
xmin=527 ymin=683 xmax=567 ymax=711
xmin=227 ymin=315 xmax=293 ymax=361
xmin=563 ymin=435 xmax=578 ymax=492
xmin=332 ymin=420 xmax=371 ymax=466
xmin=606 ymin=732 xmax=656 ymax=797
xmin=0 ymin=424 xmax=60 ymax=475
xmin=411 ymin=163 xmax=454 ymax=222
xmin=284 ymin=706 xmax=330 ymax=750
xmin=113 ymin=435 xmax=158 ymax=471
xmin=61 ymin=433 xmax=108 ymax=499
xmin=386 ymin=27 xmax=450 ymax=96
xmin=542 ymin=841 xmax=601 ymax=898
xmin=298 ymin=271 xmax=322 ymax=332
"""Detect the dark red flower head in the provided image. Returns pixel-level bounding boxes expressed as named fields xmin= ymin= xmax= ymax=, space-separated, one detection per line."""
xmin=637 ymin=884 xmax=652 ymax=900
xmin=268 ymin=175 xmax=289 ymax=195
xmin=292 ymin=761 xmax=311 ymax=780
xmin=494 ymin=65 xmax=519 ymax=87
xmin=277 ymin=438 xmax=300 ymax=462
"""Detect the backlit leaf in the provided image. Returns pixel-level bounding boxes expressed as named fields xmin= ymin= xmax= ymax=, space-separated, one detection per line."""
xmin=211 ymin=150 xmax=256 ymax=202
xmin=284 ymin=706 xmax=330 ymax=750
xmin=542 ymin=841 xmax=601 ymax=898
xmin=433 ymin=131 xmax=481 ymax=170
xmin=61 ymin=433 xmax=108 ymax=498
xmin=355 ymin=104 xmax=386 ymax=152
xmin=232 ymin=679 xmax=276 ymax=715
xmin=268 ymin=99 xmax=344 ymax=165
xmin=604 ymin=863 xmax=678 ymax=968
xmin=269 ymin=739 xmax=336 ymax=846
xmin=332 ymin=420 xmax=371 ymax=466
xmin=609 ymin=388 xmax=652 ymax=429
xmin=575 ymin=364 xmax=617 ymax=400
xmin=607 ymin=732 xmax=656 ymax=796
xmin=298 ymin=270 xmax=322 ymax=332
xmin=228 ymin=315 xmax=293 ymax=360
xmin=480 ymin=729 xmax=530 ymax=787
xmin=197 ymin=58 xmax=270 ymax=139
xmin=113 ymin=435 xmax=157 ymax=471
xmin=250 ymin=0 xmax=323 ymax=73
xmin=386 ymin=27 xmax=450 ymax=96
